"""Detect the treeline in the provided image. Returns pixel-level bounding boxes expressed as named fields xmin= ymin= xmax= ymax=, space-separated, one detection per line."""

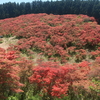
xmin=0 ymin=0 xmax=100 ymax=21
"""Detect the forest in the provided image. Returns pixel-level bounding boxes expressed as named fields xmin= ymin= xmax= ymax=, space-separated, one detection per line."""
xmin=0 ymin=0 xmax=100 ymax=23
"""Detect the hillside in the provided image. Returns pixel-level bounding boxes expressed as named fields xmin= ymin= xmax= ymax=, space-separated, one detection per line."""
xmin=0 ymin=13 xmax=100 ymax=100
xmin=0 ymin=13 xmax=100 ymax=63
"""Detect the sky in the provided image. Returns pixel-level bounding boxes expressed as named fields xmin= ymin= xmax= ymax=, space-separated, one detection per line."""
xmin=0 ymin=0 xmax=48 ymax=4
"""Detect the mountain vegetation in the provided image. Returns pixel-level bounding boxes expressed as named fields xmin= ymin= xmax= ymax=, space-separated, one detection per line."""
xmin=0 ymin=13 xmax=100 ymax=100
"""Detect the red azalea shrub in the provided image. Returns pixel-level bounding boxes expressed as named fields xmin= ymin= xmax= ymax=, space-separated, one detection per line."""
xmin=86 ymin=57 xmax=100 ymax=94
xmin=18 ymin=57 xmax=34 ymax=84
xmin=90 ymin=50 xmax=100 ymax=59
xmin=88 ymin=56 xmax=100 ymax=79
xmin=95 ymin=56 xmax=100 ymax=64
xmin=28 ymin=61 xmax=91 ymax=98
xmin=28 ymin=65 xmax=73 ymax=98
xmin=0 ymin=48 xmax=24 ymax=99
xmin=75 ymin=49 xmax=87 ymax=62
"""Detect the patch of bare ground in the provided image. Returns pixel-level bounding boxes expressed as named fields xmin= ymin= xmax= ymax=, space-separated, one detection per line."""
xmin=0 ymin=36 xmax=18 ymax=50
xmin=20 ymin=52 xmax=48 ymax=66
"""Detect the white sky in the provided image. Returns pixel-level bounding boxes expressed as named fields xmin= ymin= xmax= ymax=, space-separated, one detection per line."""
xmin=0 ymin=0 xmax=50 ymax=4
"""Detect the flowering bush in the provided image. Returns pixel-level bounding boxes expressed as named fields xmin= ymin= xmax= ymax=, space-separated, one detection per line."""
xmin=29 ymin=65 xmax=73 ymax=98
xmin=28 ymin=61 xmax=91 ymax=98
xmin=0 ymin=48 xmax=24 ymax=99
